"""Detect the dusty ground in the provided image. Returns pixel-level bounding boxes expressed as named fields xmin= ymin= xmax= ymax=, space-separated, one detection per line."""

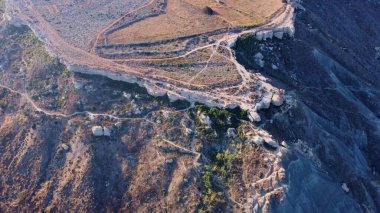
xmin=107 ymin=0 xmax=282 ymax=44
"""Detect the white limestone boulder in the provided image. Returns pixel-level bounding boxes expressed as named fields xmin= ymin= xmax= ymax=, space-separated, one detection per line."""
xmin=103 ymin=127 xmax=111 ymax=137
xmin=200 ymin=113 xmax=212 ymax=126
xmin=342 ymin=183 xmax=350 ymax=193
xmin=61 ymin=144 xmax=70 ymax=151
xmin=263 ymin=30 xmax=273 ymax=40
xmin=248 ymin=111 xmax=261 ymax=122
xmin=263 ymin=137 xmax=278 ymax=148
xmin=274 ymin=31 xmax=284 ymax=39
xmin=92 ymin=126 xmax=103 ymax=136
xmin=271 ymin=90 xmax=285 ymax=106
xmin=255 ymin=31 xmax=264 ymax=41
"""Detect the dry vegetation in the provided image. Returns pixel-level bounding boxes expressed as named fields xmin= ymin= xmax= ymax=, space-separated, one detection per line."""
xmin=30 ymin=0 xmax=148 ymax=49
xmin=123 ymin=46 xmax=243 ymax=86
xmin=107 ymin=0 xmax=282 ymax=44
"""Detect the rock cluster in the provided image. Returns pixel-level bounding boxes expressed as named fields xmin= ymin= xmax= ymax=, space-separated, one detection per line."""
xmin=254 ymin=52 xmax=265 ymax=67
xmin=248 ymin=85 xmax=285 ymax=122
xmin=255 ymin=26 xmax=295 ymax=41
xmin=91 ymin=126 xmax=112 ymax=137
xmin=246 ymin=128 xmax=279 ymax=149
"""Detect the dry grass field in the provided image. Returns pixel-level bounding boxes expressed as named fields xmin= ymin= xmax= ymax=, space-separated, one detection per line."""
xmin=107 ymin=0 xmax=283 ymax=44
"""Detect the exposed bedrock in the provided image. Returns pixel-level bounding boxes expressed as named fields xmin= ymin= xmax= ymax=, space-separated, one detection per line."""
xmin=235 ymin=0 xmax=380 ymax=211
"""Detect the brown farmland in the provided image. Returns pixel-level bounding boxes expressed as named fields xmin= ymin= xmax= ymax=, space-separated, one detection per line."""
xmin=107 ymin=0 xmax=283 ymax=44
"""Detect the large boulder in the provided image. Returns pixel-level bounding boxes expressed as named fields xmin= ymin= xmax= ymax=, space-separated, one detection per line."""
xmin=200 ymin=113 xmax=212 ymax=126
xmin=92 ymin=126 xmax=103 ymax=136
xmin=103 ymin=127 xmax=111 ymax=137
xmin=263 ymin=136 xmax=278 ymax=149
xmin=271 ymin=90 xmax=285 ymax=106
xmin=61 ymin=144 xmax=70 ymax=151
xmin=342 ymin=183 xmax=350 ymax=193
xmin=248 ymin=111 xmax=261 ymax=122
xmin=274 ymin=31 xmax=284 ymax=39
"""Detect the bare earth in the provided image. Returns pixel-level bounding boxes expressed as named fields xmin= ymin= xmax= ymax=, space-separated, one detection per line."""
xmin=107 ymin=0 xmax=282 ymax=44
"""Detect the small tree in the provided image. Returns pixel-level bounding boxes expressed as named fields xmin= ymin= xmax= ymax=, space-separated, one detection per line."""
xmin=203 ymin=6 xmax=215 ymax=15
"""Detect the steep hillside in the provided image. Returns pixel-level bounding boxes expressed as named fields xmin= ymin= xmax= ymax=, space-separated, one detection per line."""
xmin=0 ymin=25 xmax=286 ymax=212
xmin=235 ymin=0 xmax=380 ymax=211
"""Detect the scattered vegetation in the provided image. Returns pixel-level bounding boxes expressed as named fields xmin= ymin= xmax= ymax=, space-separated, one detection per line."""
xmin=0 ymin=99 xmax=7 ymax=108
xmin=199 ymin=166 xmax=225 ymax=212
xmin=194 ymin=104 xmax=248 ymax=129
xmin=0 ymin=0 xmax=5 ymax=12
xmin=212 ymin=149 xmax=242 ymax=179
xmin=198 ymin=142 xmax=243 ymax=211
xmin=16 ymin=29 xmax=54 ymax=67
xmin=197 ymin=105 xmax=231 ymax=126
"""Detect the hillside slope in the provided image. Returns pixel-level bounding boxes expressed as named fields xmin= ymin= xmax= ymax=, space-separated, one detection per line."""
xmin=235 ymin=0 xmax=380 ymax=211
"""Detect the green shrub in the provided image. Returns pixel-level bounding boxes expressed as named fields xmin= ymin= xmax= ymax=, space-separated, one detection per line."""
xmin=212 ymin=150 xmax=240 ymax=180
xmin=199 ymin=166 xmax=225 ymax=212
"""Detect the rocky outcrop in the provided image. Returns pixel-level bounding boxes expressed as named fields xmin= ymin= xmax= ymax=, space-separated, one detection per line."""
xmin=235 ymin=0 xmax=380 ymax=211
xmin=91 ymin=126 xmax=112 ymax=137
xmin=255 ymin=26 xmax=295 ymax=41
